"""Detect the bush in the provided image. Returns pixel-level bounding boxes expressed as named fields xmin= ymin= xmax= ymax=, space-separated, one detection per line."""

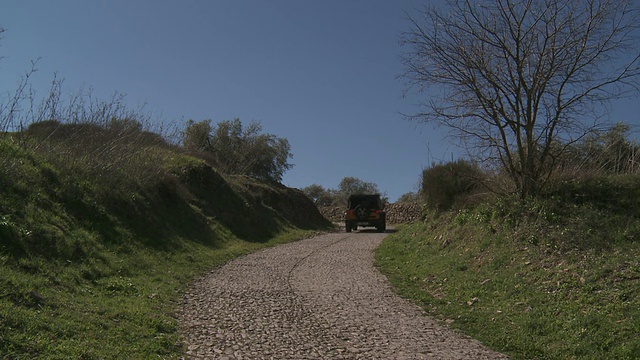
xmin=182 ymin=119 xmax=212 ymax=152
xmin=301 ymin=184 xmax=335 ymax=207
xmin=420 ymin=160 xmax=484 ymax=211
xmin=182 ymin=119 xmax=293 ymax=182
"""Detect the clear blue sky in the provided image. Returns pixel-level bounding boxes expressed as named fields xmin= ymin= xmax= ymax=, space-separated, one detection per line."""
xmin=1 ymin=1 xmax=639 ymax=202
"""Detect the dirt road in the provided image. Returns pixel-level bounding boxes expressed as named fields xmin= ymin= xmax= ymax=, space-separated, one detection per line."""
xmin=177 ymin=231 xmax=507 ymax=359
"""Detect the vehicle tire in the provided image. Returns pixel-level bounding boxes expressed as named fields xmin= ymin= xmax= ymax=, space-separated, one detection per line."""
xmin=377 ymin=214 xmax=386 ymax=233
xmin=355 ymin=205 xmax=368 ymax=219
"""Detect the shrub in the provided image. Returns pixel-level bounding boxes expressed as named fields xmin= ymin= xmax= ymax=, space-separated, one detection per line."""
xmin=420 ymin=160 xmax=484 ymax=211
xmin=182 ymin=119 xmax=293 ymax=182
xmin=301 ymin=184 xmax=335 ymax=207
xmin=182 ymin=119 xmax=212 ymax=152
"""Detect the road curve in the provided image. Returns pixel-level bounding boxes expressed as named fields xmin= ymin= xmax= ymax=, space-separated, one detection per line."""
xmin=177 ymin=231 xmax=508 ymax=359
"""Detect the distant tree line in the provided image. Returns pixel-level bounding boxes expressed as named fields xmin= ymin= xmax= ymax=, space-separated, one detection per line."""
xmin=302 ymin=177 xmax=387 ymax=207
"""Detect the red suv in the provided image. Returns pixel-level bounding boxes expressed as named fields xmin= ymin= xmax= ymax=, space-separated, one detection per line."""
xmin=344 ymin=194 xmax=386 ymax=233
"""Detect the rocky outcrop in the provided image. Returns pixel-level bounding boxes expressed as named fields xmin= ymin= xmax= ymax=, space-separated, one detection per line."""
xmin=319 ymin=203 xmax=424 ymax=224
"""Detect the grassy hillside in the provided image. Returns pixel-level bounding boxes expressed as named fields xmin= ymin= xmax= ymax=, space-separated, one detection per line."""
xmin=0 ymin=122 xmax=331 ymax=359
xmin=376 ymin=176 xmax=640 ymax=359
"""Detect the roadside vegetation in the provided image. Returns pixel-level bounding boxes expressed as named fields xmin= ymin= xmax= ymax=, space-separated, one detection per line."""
xmin=376 ymin=179 xmax=640 ymax=359
xmin=378 ymin=1 xmax=640 ymax=357
xmin=376 ymin=128 xmax=640 ymax=359
xmin=0 ymin=79 xmax=330 ymax=358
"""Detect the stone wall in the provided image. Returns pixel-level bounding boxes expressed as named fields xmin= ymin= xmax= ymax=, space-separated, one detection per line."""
xmin=319 ymin=203 xmax=423 ymax=224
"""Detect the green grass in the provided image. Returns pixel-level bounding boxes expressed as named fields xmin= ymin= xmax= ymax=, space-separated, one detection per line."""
xmin=0 ymin=124 xmax=331 ymax=359
xmin=376 ymin=180 xmax=640 ymax=359
xmin=1 ymin=229 xmax=318 ymax=359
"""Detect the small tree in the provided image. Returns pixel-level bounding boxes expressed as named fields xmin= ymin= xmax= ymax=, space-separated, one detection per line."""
xmin=182 ymin=119 xmax=293 ymax=182
xmin=334 ymin=177 xmax=386 ymax=206
xmin=301 ymin=184 xmax=335 ymax=207
xmin=401 ymin=0 xmax=640 ymax=198
xmin=182 ymin=119 xmax=212 ymax=152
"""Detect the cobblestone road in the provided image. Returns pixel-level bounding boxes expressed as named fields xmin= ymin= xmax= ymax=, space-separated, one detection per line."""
xmin=177 ymin=231 xmax=508 ymax=359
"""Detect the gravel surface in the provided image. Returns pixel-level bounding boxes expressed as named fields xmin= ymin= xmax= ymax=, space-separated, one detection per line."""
xmin=177 ymin=231 xmax=508 ymax=359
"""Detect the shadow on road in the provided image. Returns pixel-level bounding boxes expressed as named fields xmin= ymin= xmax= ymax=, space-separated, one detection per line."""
xmin=350 ymin=228 xmax=397 ymax=234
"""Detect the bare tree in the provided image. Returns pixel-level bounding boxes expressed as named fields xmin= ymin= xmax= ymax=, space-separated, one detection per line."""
xmin=400 ymin=0 xmax=640 ymax=198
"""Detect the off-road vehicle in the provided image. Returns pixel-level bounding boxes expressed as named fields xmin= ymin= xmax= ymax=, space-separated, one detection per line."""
xmin=344 ymin=194 xmax=386 ymax=233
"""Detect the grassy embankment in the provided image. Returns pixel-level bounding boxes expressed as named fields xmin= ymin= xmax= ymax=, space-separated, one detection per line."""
xmin=376 ymin=176 xmax=640 ymax=359
xmin=0 ymin=121 xmax=331 ymax=359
